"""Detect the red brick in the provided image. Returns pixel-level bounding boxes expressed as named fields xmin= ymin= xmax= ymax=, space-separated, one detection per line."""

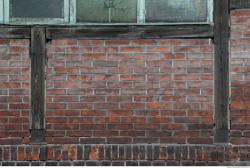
xmin=151 ymin=117 xmax=172 ymax=123
xmin=164 ymin=53 xmax=185 ymax=59
xmin=147 ymin=47 xmax=171 ymax=52
xmin=120 ymin=47 xmax=144 ymax=52
xmin=53 ymin=124 xmax=79 ymax=130
xmin=106 ymin=40 xmax=130 ymax=46
xmin=67 ymin=131 xmax=92 ymax=137
xmin=187 ymin=138 xmax=213 ymax=144
xmin=47 ymin=117 xmax=67 ymax=123
xmin=43 ymin=36 xmax=214 ymax=145
xmin=18 ymin=146 xmax=25 ymax=161
xmin=81 ymin=110 xmax=105 ymax=116
xmin=132 ymin=39 xmax=157 ymax=45
xmin=46 ymin=138 xmax=78 ymax=144
xmin=68 ymin=145 xmax=77 ymax=160
xmin=93 ymin=131 xmax=119 ymax=137
xmin=80 ymin=124 xmax=106 ymax=130
xmin=47 ymin=110 xmax=79 ymax=116
xmin=32 ymin=147 xmax=40 ymax=161
xmin=160 ymin=137 xmax=186 ymax=144
xmin=9 ymin=104 xmax=29 ymax=109
xmin=68 ymin=117 xmax=94 ymax=123
xmin=107 ymin=137 xmax=132 ymax=144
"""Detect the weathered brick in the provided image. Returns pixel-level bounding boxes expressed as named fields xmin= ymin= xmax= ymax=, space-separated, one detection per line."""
xmin=73 ymin=161 xmax=85 ymax=166
xmin=86 ymin=161 xmax=99 ymax=166
xmin=68 ymin=145 xmax=77 ymax=161
xmin=45 ymin=161 xmax=58 ymax=166
xmin=40 ymin=146 xmax=47 ymax=161
xmin=112 ymin=161 xmax=125 ymax=166
xmin=125 ymin=145 xmax=132 ymax=160
xmin=16 ymin=162 xmax=30 ymax=166
xmin=2 ymin=162 xmax=15 ymax=166
xmin=59 ymin=161 xmax=71 ymax=166
xmin=45 ymin=38 xmax=214 ymax=144
xmin=31 ymin=161 xmax=44 ymax=166
xmin=10 ymin=147 xmax=17 ymax=161
xmin=1 ymin=9 xmax=250 ymax=164
xmin=139 ymin=161 xmax=151 ymax=166
xmin=126 ymin=161 xmax=138 ymax=166
xmin=84 ymin=145 xmax=91 ymax=160
xmin=25 ymin=146 xmax=32 ymax=161
xmin=90 ymin=145 xmax=98 ymax=160
xmin=100 ymin=161 xmax=111 ymax=166
xmin=31 ymin=147 xmax=40 ymax=161
xmin=77 ymin=145 xmax=83 ymax=160
xmin=111 ymin=145 xmax=118 ymax=160
xmin=166 ymin=160 xmax=180 ymax=166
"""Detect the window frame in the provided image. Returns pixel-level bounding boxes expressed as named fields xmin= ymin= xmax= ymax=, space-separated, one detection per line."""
xmin=0 ymin=0 xmax=3 ymax=23
xmin=70 ymin=0 xmax=142 ymax=24
xmin=143 ymin=0 xmax=214 ymax=25
xmin=0 ymin=0 xmax=214 ymax=25
xmin=3 ymin=0 xmax=70 ymax=24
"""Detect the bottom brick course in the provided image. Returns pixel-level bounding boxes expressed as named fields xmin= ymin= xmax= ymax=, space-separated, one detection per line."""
xmin=1 ymin=161 xmax=250 ymax=166
xmin=0 ymin=144 xmax=249 ymax=165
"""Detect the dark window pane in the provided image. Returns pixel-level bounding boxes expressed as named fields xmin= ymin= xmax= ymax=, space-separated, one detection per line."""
xmin=146 ymin=0 xmax=208 ymax=22
xmin=110 ymin=0 xmax=137 ymax=23
xmin=77 ymin=0 xmax=109 ymax=23
xmin=10 ymin=0 xmax=64 ymax=18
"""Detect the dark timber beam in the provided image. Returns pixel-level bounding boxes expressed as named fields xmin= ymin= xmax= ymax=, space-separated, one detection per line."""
xmin=0 ymin=26 xmax=30 ymax=39
xmin=30 ymin=27 xmax=46 ymax=144
xmin=230 ymin=0 xmax=250 ymax=10
xmin=46 ymin=25 xmax=213 ymax=39
xmin=214 ymin=0 xmax=230 ymax=143
xmin=0 ymin=25 xmax=213 ymax=39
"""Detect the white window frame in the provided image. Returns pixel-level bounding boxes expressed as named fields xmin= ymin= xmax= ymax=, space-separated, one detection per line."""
xmin=69 ymin=0 xmax=144 ymax=24
xmin=0 ymin=0 xmax=3 ymax=23
xmin=3 ymin=0 xmax=69 ymax=25
xmin=0 ymin=0 xmax=213 ymax=25
xmin=139 ymin=0 xmax=213 ymax=25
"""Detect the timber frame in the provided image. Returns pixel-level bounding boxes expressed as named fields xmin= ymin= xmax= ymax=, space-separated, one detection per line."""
xmin=30 ymin=27 xmax=46 ymax=144
xmin=0 ymin=0 xmax=249 ymax=144
xmin=213 ymin=0 xmax=230 ymax=143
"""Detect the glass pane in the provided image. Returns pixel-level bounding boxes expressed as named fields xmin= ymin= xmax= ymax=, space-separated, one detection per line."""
xmin=110 ymin=0 xmax=137 ymax=23
xmin=77 ymin=0 xmax=109 ymax=23
xmin=146 ymin=0 xmax=208 ymax=22
xmin=10 ymin=0 xmax=64 ymax=18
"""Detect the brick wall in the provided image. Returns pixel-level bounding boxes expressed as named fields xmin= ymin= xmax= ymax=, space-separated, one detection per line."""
xmin=0 ymin=39 xmax=30 ymax=145
xmin=230 ymin=9 xmax=250 ymax=145
xmin=0 ymin=8 xmax=250 ymax=165
xmin=0 ymin=144 xmax=249 ymax=166
xmin=46 ymin=39 xmax=214 ymax=145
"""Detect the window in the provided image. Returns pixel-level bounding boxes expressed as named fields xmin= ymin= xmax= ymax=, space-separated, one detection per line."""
xmin=76 ymin=0 xmax=138 ymax=23
xmin=3 ymin=0 xmax=69 ymax=24
xmin=0 ymin=0 xmax=213 ymax=25
xmin=0 ymin=0 xmax=3 ymax=23
xmin=145 ymin=0 xmax=209 ymax=23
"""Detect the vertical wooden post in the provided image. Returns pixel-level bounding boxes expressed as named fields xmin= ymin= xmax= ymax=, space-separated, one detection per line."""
xmin=30 ymin=27 xmax=46 ymax=144
xmin=214 ymin=0 xmax=230 ymax=143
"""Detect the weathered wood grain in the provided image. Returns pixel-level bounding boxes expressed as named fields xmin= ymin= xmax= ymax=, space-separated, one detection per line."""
xmin=214 ymin=0 xmax=230 ymax=143
xmin=46 ymin=25 xmax=213 ymax=39
xmin=0 ymin=26 xmax=30 ymax=39
xmin=30 ymin=27 xmax=46 ymax=144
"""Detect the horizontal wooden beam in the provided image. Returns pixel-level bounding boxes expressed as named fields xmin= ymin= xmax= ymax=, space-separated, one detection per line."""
xmin=46 ymin=25 xmax=214 ymax=39
xmin=0 ymin=25 xmax=213 ymax=40
xmin=230 ymin=0 xmax=250 ymax=10
xmin=0 ymin=26 xmax=31 ymax=39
